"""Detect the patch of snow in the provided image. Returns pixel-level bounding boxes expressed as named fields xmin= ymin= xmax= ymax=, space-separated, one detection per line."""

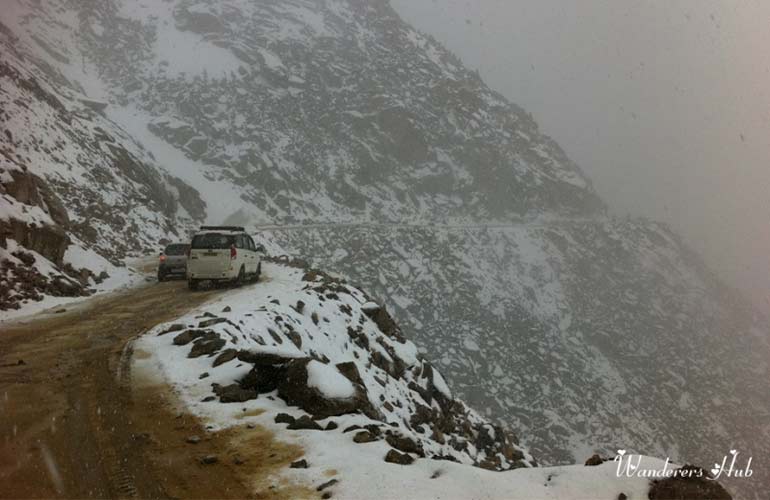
xmin=306 ymin=360 xmax=356 ymax=399
xmin=432 ymin=370 xmax=452 ymax=399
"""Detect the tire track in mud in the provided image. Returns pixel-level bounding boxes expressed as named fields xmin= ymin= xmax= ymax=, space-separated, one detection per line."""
xmin=99 ymin=338 xmax=138 ymax=498
xmin=0 ymin=280 xmax=219 ymax=498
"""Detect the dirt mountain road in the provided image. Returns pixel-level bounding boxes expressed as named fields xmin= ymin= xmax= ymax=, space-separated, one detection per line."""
xmin=0 ymin=279 xmax=310 ymax=499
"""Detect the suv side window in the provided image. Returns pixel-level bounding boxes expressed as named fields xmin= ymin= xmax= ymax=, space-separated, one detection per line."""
xmin=235 ymin=235 xmax=245 ymax=249
xmin=247 ymin=236 xmax=256 ymax=251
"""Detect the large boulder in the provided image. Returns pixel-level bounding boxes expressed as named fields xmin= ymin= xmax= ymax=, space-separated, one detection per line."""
xmin=213 ymin=383 xmax=257 ymax=403
xmin=238 ymin=350 xmax=306 ymax=393
xmin=385 ymin=432 xmax=424 ymax=457
xmin=277 ymin=359 xmax=371 ymax=419
xmin=384 ymin=449 xmax=415 ymax=466
xmin=241 ymin=363 xmax=289 ymax=393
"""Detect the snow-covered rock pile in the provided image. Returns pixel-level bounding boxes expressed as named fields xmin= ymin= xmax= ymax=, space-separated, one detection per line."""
xmin=142 ymin=259 xmax=534 ymax=471
xmin=136 ymin=261 xmax=733 ymax=499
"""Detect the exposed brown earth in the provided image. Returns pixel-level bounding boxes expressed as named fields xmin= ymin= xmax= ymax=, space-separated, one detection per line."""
xmin=0 ymin=279 xmax=315 ymax=499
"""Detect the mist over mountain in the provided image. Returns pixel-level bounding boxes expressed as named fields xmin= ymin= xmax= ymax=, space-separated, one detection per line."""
xmin=391 ymin=0 xmax=770 ymax=314
xmin=1 ymin=0 xmax=768 ymax=497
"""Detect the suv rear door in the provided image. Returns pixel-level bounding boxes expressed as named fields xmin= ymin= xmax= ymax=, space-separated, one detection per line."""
xmin=190 ymin=233 xmax=234 ymax=274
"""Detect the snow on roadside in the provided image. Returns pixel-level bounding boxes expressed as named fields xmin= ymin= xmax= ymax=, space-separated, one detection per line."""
xmin=0 ymin=241 xmax=148 ymax=323
xmin=134 ymin=261 xmax=669 ymax=499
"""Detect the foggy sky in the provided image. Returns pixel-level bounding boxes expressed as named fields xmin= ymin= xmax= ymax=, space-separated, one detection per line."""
xmin=391 ymin=0 xmax=770 ymax=308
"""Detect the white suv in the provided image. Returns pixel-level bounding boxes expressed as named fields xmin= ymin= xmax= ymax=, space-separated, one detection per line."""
xmin=186 ymin=226 xmax=264 ymax=290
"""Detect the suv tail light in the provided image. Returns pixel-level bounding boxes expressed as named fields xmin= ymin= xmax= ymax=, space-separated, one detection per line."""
xmin=159 ymin=254 xmax=166 ymax=262
xmin=230 ymin=245 xmax=237 ymax=260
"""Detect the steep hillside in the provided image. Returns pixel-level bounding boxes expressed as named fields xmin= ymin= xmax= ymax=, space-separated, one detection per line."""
xmin=3 ymin=0 xmax=602 ymax=226
xmin=135 ymin=260 xmax=729 ymax=499
xmin=262 ymin=221 xmax=770 ymax=488
xmin=1 ymin=0 xmax=768 ymax=497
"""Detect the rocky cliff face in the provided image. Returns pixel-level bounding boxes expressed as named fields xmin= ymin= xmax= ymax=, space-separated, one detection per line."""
xmin=1 ymin=0 xmax=768 ymax=497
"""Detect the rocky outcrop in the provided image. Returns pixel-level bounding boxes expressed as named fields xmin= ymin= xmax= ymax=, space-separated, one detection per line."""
xmin=0 ymin=217 xmax=69 ymax=265
xmin=1 ymin=168 xmax=70 ymax=264
xmin=236 ymin=352 xmax=377 ymax=419
xmin=3 ymin=169 xmax=69 ymax=228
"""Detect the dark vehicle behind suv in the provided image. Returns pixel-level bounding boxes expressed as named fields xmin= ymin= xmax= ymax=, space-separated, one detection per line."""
xmin=158 ymin=243 xmax=190 ymax=281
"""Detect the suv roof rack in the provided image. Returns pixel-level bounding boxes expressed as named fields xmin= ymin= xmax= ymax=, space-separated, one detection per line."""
xmin=199 ymin=226 xmax=245 ymax=232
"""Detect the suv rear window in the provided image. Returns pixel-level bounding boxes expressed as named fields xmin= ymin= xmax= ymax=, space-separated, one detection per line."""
xmin=191 ymin=233 xmax=236 ymax=250
xmin=164 ymin=243 xmax=190 ymax=255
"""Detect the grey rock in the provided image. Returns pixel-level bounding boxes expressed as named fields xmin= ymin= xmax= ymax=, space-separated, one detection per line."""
xmin=384 ymin=449 xmax=414 ymax=465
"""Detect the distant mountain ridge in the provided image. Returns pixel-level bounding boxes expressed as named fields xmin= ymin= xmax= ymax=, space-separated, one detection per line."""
xmin=1 ymin=1 xmax=768 ymax=497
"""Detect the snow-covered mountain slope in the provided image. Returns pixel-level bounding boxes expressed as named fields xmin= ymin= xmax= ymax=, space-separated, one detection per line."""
xmin=262 ymin=221 xmax=770 ymax=490
xmin=134 ymin=261 xmax=728 ymax=500
xmin=1 ymin=0 xmax=768 ymax=497
xmin=2 ymin=0 xmax=602 ymax=228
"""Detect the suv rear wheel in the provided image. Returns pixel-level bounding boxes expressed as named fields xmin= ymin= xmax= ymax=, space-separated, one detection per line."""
xmin=253 ymin=263 xmax=261 ymax=283
xmin=234 ymin=266 xmax=245 ymax=287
